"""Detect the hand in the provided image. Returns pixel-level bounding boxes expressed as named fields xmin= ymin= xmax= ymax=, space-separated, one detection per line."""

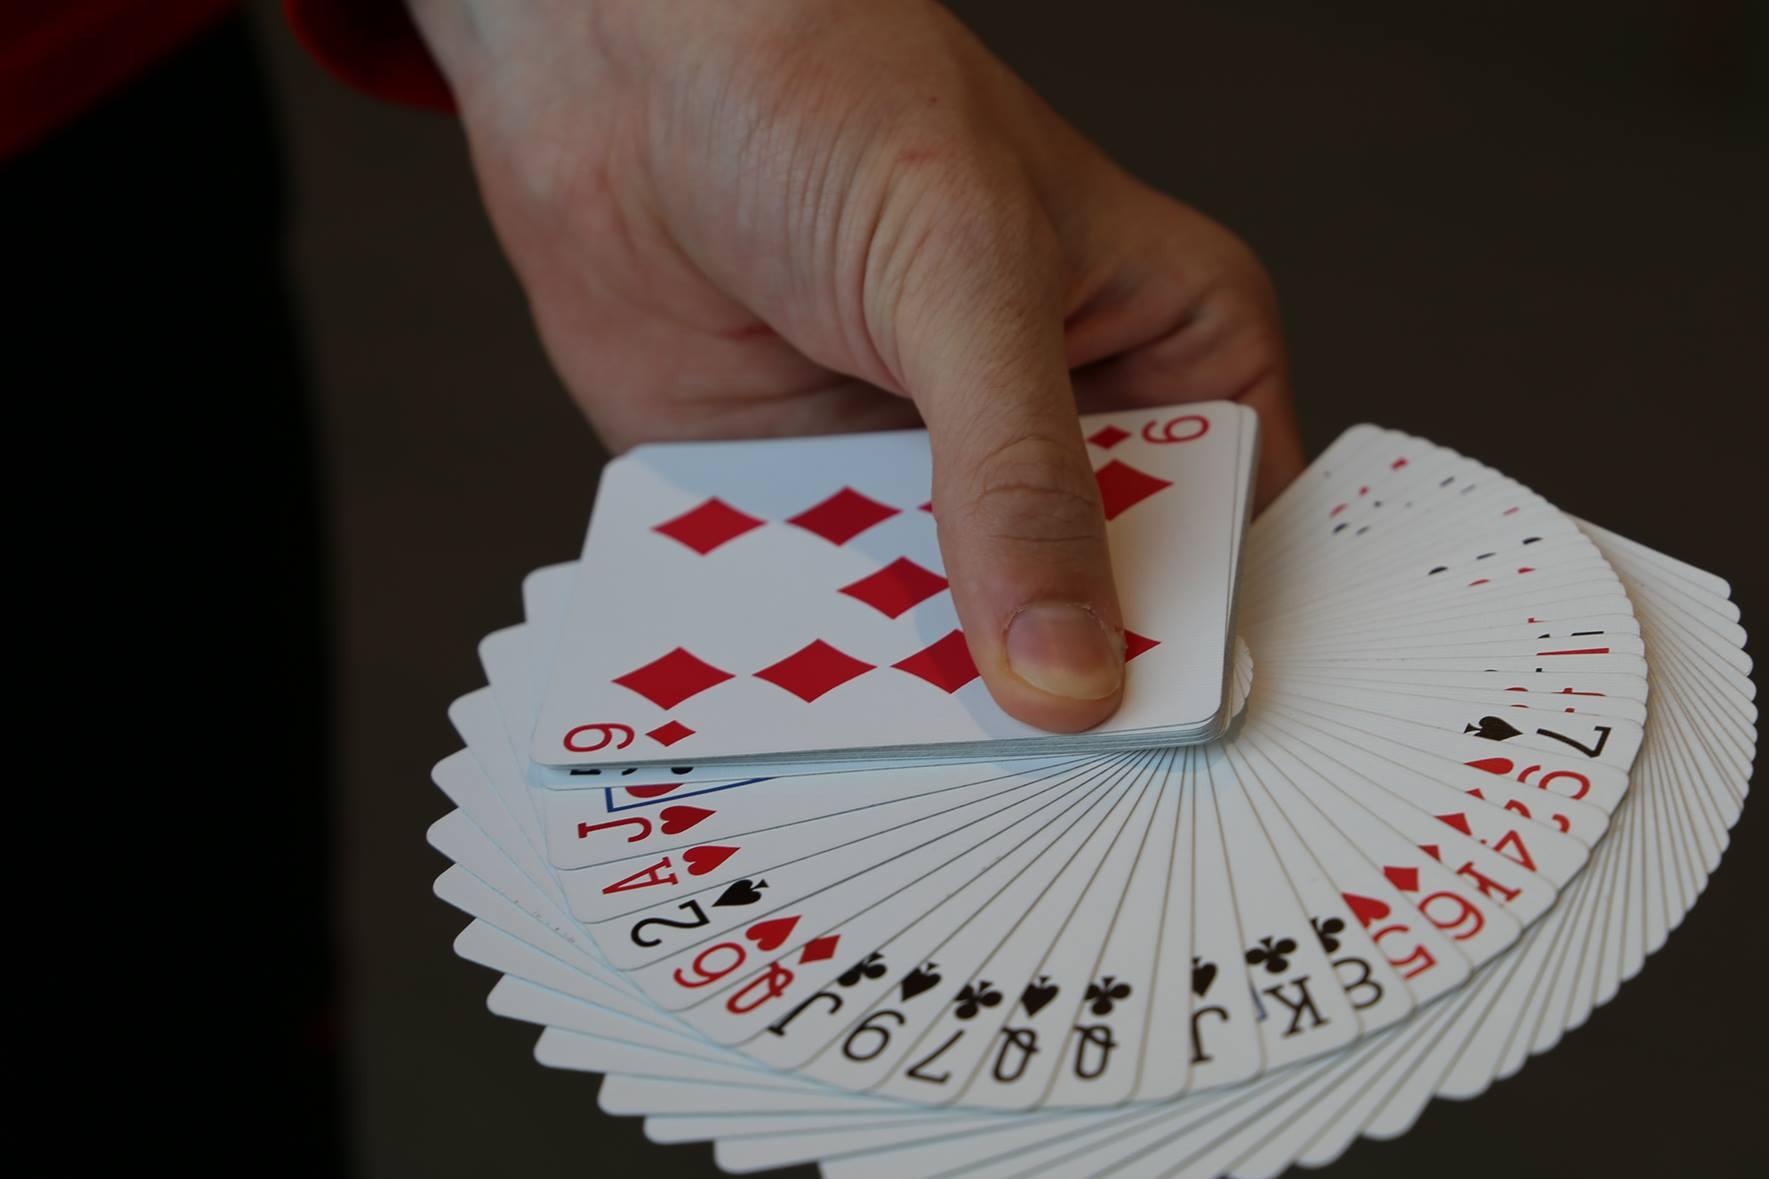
xmin=410 ymin=0 xmax=1305 ymax=732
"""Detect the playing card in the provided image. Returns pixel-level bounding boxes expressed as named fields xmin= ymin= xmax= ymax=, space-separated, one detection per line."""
xmin=532 ymin=403 xmax=1256 ymax=769
xmin=420 ymin=420 xmax=1754 ymax=1179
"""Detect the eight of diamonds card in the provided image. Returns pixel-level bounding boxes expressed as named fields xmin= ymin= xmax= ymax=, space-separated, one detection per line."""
xmin=531 ymin=402 xmax=1258 ymax=769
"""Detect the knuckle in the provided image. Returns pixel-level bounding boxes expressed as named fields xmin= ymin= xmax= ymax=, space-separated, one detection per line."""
xmin=1206 ymin=228 xmax=1281 ymax=323
xmin=929 ymin=176 xmax=1054 ymax=275
xmin=962 ymin=432 xmax=1104 ymax=547
xmin=880 ymin=145 xmax=1053 ymax=286
xmin=1138 ymin=270 xmax=1286 ymax=394
xmin=864 ymin=152 xmax=1059 ymax=384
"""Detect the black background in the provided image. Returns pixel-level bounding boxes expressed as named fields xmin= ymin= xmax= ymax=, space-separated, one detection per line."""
xmin=49 ymin=2 xmax=1767 ymax=1175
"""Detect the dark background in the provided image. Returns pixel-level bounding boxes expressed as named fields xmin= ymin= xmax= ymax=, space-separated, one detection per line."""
xmin=142 ymin=1 xmax=1769 ymax=1174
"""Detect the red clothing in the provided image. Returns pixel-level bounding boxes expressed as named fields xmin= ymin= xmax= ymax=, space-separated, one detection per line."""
xmin=280 ymin=0 xmax=452 ymax=112
xmin=1 ymin=0 xmax=448 ymax=160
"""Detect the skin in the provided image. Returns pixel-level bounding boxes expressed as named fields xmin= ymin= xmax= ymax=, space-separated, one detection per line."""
xmin=408 ymin=0 xmax=1305 ymax=732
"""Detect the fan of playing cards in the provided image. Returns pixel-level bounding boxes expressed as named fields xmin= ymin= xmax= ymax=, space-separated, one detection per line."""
xmin=430 ymin=403 xmax=1755 ymax=1179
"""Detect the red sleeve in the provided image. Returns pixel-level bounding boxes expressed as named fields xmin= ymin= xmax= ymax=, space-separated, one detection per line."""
xmin=0 ymin=0 xmax=237 ymax=159
xmin=282 ymin=0 xmax=454 ymax=113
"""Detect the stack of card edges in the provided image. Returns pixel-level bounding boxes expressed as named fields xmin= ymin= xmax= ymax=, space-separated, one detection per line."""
xmin=430 ymin=410 xmax=1754 ymax=1179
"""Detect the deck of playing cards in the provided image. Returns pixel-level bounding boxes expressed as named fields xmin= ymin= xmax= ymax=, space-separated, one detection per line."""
xmin=428 ymin=409 xmax=1755 ymax=1179
xmin=532 ymin=402 xmax=1257 ymax=776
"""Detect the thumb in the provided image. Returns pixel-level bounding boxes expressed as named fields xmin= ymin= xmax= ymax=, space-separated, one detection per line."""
xmin=889 ymin=199 xmax=1124 ymax=733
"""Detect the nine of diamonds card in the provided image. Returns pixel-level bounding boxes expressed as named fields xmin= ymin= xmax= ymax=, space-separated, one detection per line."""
xmin=428 ymin=415 xmax=1755 ymax=1179
xmin=531 ymin=402 xmax=1258 ymax=771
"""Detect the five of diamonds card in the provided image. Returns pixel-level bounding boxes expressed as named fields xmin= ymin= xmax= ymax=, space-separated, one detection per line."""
xmin=430 ymin=402 xmax=1755 ymax=1179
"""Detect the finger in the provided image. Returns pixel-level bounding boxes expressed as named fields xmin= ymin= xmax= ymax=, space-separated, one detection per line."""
xmin=880 ymin=188 xmax=1125 ymax=733
xmin=1069 ymin=204 xmax=1307 ymax=507
xmin=1233 ymin=370 xmax=1306 ymax=509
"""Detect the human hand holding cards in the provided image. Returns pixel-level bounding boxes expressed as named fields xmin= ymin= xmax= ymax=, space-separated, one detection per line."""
xmin=407 ymin=5 xmax=1750 ymax=1174
xmin=533 ymin=402 xmax=1258 ymax=774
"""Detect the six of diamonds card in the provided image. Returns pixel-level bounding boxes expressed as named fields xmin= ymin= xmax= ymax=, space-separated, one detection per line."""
xmin=429 ymin=409 xmax=1755 ymax=1179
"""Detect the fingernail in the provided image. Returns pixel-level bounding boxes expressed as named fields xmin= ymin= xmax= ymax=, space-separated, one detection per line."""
xmin=1004 ymin=603 xmax=1124 ymax=700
